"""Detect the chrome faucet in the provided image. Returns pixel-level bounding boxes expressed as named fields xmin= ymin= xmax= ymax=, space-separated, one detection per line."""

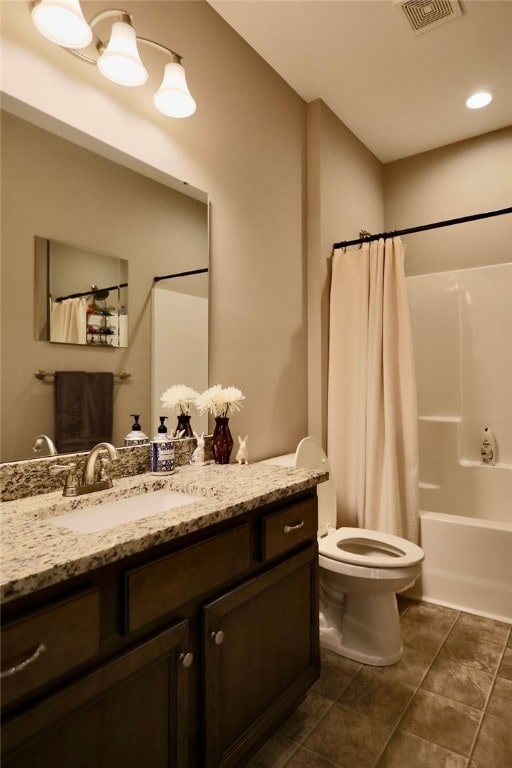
xmin=32 ymin=434 xmax=58 ymax=456
xmin=50 ymin=442 xmax=120 ymax=497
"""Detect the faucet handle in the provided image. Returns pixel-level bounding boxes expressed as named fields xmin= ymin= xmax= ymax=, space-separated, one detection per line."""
xmin=97 ymin=456 xmax=112 ymax=482
xmin=49 ymin=462 xmax=79 ymax=496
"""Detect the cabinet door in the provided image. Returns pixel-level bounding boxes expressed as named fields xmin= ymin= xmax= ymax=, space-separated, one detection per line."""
xmin=203 ymin=543 xmax=319 ymax=768
xmin=2 ymin=621 xmax=192 ymax=768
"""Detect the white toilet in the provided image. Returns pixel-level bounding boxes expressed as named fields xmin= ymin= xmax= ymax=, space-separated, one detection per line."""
xmin=266 ymin=437 xmax=424 ymax=666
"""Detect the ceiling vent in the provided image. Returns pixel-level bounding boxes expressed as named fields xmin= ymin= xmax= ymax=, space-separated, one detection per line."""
xmin=396 ymin=0 xmax=463 ymax=36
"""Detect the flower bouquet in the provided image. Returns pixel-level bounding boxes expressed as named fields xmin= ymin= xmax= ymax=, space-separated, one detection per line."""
xmin=160 ymin=384 xmax=199 ymax=437
xmin=196 ymin=385 xmax=245 ymax=463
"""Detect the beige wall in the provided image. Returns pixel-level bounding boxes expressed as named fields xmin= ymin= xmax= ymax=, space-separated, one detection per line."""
xmin=306 ymin=100 xmax=384 ymax=445
xmin=3 ymin=1 xmax=505 ymax=467
xmin=384 ymin=127 xmax=512 ymax=276
xmin=1 ymin=112 xmax=208 ymax=461
xmin=0 ymin=0 xmax=309 ymax=461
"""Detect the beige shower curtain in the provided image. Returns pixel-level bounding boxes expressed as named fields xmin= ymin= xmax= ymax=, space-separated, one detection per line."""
xmin=50 ymin=297 xmax=88 ymax=344
xmin=327 ymin=237 xmax=419 ymax=543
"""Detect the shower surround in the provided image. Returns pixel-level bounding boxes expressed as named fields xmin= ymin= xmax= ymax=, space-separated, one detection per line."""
xmin=406 ymin=263 xmax=512 ymax=622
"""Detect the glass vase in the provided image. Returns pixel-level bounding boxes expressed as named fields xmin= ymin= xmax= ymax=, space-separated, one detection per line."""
xmin=212 ymin=417 xmax=233 ymax=464
xmin=174 ymin=413 xmax=193 ymax=438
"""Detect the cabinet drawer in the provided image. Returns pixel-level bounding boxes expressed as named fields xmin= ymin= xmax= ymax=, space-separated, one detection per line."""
xmin=1 ymin=588 xmax=100 ymax=709
xmin=124 ymin=524 xmax=250 ymax=633
xmin=261 ymin=497 xmax=317 ymax=561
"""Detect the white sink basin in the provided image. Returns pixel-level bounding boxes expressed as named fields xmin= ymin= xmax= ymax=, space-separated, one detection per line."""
xmin=52 ymin=489 xmax=204 ymax=533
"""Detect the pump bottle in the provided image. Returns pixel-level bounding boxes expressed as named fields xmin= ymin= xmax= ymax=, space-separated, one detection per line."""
xmin=151 ymin=416 xmax=175 ymax=474
xmin=124 ymin=414 xmax=149 ymax=446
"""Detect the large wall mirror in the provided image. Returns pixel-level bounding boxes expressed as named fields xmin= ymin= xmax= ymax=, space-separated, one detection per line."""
xmin=1 ymin=103 xmax=209 ymax=462
xmin=35 ymin=236 xmax=129 ymax=347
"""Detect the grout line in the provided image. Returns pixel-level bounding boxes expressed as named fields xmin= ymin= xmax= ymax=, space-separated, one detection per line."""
xmin=278 ymin=692 xmax=339 ymax=768
xmin=434 ymin=607 xmax=462 ymax=654
xmin=466 ymin=638 xmax=511 ymax=764
xmin=466 ymin=708 xmax=487 ymax=766
xmin=372 ymin=606 xmax=463 ymax=767
xmin=370 ymin=688 xmax=418 ymax=768
xmin=280 ymin=739 xmax=301 ymax=768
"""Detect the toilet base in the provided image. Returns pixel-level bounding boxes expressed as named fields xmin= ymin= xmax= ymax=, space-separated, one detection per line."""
xmin=319 ymin=624 xmax=404 ymax=666
xmin=319 ymin=590 xmax=404 ymax=666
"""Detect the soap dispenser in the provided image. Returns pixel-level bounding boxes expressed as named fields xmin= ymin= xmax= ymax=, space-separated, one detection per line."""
xmin=124 ymin=414 xmax=149 ymax=446
xmin=151 ymin=416 xmax=175 ymax=474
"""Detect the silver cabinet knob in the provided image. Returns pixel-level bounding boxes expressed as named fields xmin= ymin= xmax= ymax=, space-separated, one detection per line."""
xmin=211 ymin=630 xmax=225 ymax=645
xmin=179 ymin=652 xmax=194 ymax=668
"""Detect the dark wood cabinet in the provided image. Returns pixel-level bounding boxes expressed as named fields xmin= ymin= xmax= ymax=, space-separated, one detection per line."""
xmin=1 ymin=490 xmax=319 ymax=768
xmin=203 ymin=544 xmax=319 ymax=767
xmin=2 ymin=620 xmax=191 ymax=768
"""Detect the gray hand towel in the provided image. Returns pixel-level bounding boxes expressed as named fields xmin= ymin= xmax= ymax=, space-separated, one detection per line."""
xmin=55 ymin=371 xmax=114 ymax=453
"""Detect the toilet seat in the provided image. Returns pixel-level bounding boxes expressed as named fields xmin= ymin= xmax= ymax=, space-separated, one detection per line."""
xmin=319 ymin=527 xmax=424 ymax=568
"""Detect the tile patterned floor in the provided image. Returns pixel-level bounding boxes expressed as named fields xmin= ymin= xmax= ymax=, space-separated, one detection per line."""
xmin=246 ymin=599 xmax=512 ymax=768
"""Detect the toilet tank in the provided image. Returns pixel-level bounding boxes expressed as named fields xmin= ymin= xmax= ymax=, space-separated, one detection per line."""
xmin=264 ymin=438 xmax=337 ymax=535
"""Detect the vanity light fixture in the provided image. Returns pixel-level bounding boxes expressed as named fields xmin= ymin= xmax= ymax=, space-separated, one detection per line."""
xmin=97 ymin=19 xmax=148 ymax=87
xmin=31 ymin=0 xmax=92 ymax=48
xmin=30 ymin=0 xmax=196 ymax=117
xmin=465 ymin=91 xmax=493 ymax=110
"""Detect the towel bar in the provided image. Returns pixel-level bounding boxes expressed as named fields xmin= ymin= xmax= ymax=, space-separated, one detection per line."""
xmin=35 ymin=370 xmax=131 ymax=381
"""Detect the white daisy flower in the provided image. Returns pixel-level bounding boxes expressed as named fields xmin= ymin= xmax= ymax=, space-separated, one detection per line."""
xmin=160 ymin=384 xmax=200 ymax=415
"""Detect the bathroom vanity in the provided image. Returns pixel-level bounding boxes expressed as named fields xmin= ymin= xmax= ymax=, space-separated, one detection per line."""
xmin=0 ymin=463 xmax=325 ymax=767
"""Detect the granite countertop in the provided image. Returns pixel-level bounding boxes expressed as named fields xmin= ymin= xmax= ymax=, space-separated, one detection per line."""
xmin=1 ymin=462 xmax=327 ymax=604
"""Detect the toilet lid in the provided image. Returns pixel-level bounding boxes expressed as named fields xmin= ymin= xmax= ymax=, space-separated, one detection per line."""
xmin=295 ymin=437 xmax=337 ymax=532
xmin=318 ymin=527 xmax=424 ymax=568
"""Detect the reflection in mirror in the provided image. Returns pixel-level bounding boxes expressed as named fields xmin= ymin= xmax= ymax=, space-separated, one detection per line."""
xmin=151 ymin=269 xmax=209 ymax=438
xmin=34 ymin=236 xmax=128 ymax=347
xmin=1 ymin=107 xmax=209 ymax=462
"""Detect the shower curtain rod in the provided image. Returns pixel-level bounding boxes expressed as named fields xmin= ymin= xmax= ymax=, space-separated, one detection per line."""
xmin=153 ymin=267 xmax=208 ymax=282
xmin=55 ymin=283 xmax=128 ymax=302
xmin=333 ymin=206 xmax=512 ymax=250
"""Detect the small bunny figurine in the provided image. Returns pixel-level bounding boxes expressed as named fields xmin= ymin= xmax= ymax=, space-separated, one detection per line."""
xmin=190 ymin=431 xmax=206 ymax=465
xmin=236 ymin=435 xmax=249 ymax=465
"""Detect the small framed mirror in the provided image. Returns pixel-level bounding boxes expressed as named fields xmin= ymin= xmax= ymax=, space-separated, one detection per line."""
xmin=34 ymin=236 xmax=128 ymax=347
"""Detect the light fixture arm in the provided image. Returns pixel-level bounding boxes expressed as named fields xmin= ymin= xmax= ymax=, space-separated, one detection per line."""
xmin=62 ymin=9 xmax=183 ymax=66
xmin=88 ymin=8 xmax=131 ymax=28
xmin=136 ymin=37 xmax=182 ymax=65
xmin=66 ymin=8 xmax=134 ymax=63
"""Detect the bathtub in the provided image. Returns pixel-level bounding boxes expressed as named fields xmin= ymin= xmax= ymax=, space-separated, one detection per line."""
xmin=406 ymin=264 xmax=512 ymax=623
xmin=407 ymin=462 xmax=512 ymax=623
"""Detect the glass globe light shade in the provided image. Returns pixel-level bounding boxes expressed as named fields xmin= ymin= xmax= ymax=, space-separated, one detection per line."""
xmin=153 ymin=61 xmax=196 ymax=118
xmin=31 ymin=0 xmax=92 ymax=49
xmin=97 ymin=21 xmax=148 ymax=87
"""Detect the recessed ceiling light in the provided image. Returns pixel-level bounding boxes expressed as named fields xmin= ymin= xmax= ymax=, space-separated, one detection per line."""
xmin=466 ymin=91 xmax=494 ymax=109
